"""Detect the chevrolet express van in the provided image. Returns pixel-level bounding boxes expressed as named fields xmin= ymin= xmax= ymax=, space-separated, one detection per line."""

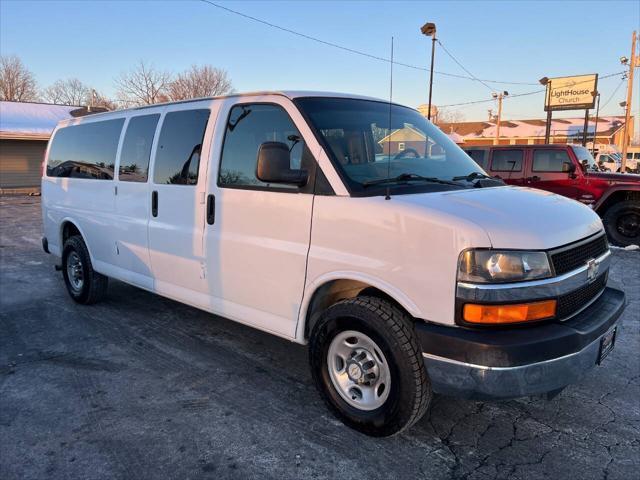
xmin=42 ymin=92 xmax=626 ymax=436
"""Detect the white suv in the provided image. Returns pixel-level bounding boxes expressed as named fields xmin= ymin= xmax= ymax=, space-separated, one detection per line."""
xmin=41 ymin=92 xmax=626 ymax=436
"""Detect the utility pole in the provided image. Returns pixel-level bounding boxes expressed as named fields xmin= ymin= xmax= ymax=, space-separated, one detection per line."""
xmin=592 ymin=93 xmax=601 ymax=155
xmin=621 ymin=30 xmax=637 ymax=173
xmin=493 ymin=91 xmax=508 ymax=145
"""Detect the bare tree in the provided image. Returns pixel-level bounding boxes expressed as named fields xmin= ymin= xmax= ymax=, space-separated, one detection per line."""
xmin=168 ymin=65 xmax=233 ymax=101
xmin=434 ymin=108 xmax=465 ymax=125
xmin=0 ymin=55 xmax=39 ymax=101
xmin=115 ymin=61 xmax=172 ymax=107
xmin=43 ymin=78 xmax=90 ymax=105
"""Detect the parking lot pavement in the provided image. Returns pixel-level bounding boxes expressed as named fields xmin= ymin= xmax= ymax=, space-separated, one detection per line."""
xmin=0 ymin=195 xmax=638 ymax=480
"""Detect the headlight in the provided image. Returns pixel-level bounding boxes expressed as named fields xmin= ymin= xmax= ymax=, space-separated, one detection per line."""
xmin=458 ymin=250 xmax=552 ymax=283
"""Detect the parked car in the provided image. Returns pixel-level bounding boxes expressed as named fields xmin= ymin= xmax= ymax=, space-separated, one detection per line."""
xmin=464 ymin=144 xmax=640 ymax=247
xmin=42 ymin=92 xmax=626 ymax=436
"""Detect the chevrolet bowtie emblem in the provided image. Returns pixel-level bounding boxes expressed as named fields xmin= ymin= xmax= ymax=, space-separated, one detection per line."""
xmin=586 ymin=258 xmax=599 ymax=283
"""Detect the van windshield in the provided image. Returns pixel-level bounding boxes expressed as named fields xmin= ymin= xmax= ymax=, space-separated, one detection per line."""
xmin=295 ymin=97 xmax=487 ymax=195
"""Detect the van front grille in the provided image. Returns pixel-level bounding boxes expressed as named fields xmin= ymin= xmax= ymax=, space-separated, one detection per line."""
xmin=557 ymin=272 xmax=607 ymax=319
xmin=550 ymin=234 xmax=608 ymax=276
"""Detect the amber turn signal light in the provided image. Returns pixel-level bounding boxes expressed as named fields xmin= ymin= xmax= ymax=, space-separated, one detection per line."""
xmin=463 ymin=300 xmax=557 ymax=324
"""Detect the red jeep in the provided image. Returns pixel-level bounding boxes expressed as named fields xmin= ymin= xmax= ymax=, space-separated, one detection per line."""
xmin=463 ymin=144 xmax=640 ymax=246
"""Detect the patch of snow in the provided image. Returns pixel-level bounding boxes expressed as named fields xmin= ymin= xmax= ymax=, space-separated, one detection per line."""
xmin=0 ymin=101 xmax=76 ymax=136
xmin=464 ymin=116 xmax=624 ymax=140
xmin=610 ymin=244 xmax=639 ymax=251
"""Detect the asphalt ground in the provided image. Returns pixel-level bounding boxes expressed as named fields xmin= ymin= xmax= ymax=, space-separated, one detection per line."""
xmin=1 ymin=195 xmax=638 ymax=480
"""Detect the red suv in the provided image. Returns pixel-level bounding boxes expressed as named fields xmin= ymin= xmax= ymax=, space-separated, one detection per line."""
xmin=463 ymin=144 xmax=640 ymax=246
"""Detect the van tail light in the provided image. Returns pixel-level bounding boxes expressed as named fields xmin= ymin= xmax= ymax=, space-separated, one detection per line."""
xmin=463 ymin=300 xmax=557 ymax=324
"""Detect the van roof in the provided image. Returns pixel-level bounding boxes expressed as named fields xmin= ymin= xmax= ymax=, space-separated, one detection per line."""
xmin=55 ymin=91 xmax=389 ymax=126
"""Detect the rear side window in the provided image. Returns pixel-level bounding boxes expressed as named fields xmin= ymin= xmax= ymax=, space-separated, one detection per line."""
xmin=119 ymin=114 xmax=160 ymax=182
xmin=47 ymin=118 xmax=124 ymax=179
xmin=491 ymin=150 xmax=523 ymax=172
xmin=218 ymin=104 xmax=307 ymax=190
xmin=465 ymin=149 xmax=488 ymax=169
xmin=153 ymin=109 xmax=210 ymax=185
xmin=532 ymin=150 xmax=571 ymax=172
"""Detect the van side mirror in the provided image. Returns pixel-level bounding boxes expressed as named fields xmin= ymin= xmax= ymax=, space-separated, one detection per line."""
xmin=256 ymin=141 xmax=308 ymax=187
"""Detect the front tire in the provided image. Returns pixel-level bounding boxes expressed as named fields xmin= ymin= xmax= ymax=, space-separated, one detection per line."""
xmin=309 ymin=296 xmax=432 ymax=437
xmin=603 ymin=200 xmax=640 ymax=247
xmin=62 ymin=235 xmax=108 ymax=304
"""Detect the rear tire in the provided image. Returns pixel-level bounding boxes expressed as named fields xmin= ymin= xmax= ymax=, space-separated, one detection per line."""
xmin=309 ymin=296 xmax=432 ymax=437
xmin=603 ymin=200 xmax=640 ymax=247
xmin=62 ymin=235 xmax=108 ymax=304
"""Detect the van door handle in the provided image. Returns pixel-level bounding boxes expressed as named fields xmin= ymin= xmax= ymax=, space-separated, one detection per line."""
xmin=526 ymin=176 xmax=540 ymax=182
xmin=206 ymin=194 xmax=215 ymax=225
xmin=151 ymin=191 xmax=158 ymax=217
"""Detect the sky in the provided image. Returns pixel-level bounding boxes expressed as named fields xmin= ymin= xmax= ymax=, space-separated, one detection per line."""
xmin=1 ymin=0 xmax=639 ymax=125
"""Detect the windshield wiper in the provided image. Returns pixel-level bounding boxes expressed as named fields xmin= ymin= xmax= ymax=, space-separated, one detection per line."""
xmin=452 ymin=171 xmax=492 ymax=182
xmin=362 ymin=173 xmax=462 ymax=187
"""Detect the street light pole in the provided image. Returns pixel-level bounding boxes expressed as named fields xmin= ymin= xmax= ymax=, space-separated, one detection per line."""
xmin=621 ymin=30 xmax=637 ymax=173
xmin=540 ymin=77 xmax=553 ymax=144
xmin=421 ymin=22 xmax=437 ymax=121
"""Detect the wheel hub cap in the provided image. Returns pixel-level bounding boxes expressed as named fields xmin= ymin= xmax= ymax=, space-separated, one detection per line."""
xmin=66 ymin=251 xmax=84 ymax=291
xmin=327 ymin=330 xmax=391 ymax=411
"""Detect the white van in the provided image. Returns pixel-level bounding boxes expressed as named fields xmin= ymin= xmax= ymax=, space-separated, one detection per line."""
xmin=42 ymin=92 xmax=626 ymax=436
xmin=595 ymin=152 xmax=622 ymax=172
xmin=625 ymin=147 xmax=640 ymax=173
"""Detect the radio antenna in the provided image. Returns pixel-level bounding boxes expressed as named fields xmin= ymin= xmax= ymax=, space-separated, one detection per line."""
xmin=385 ymin=36 xmax=394 ymax=201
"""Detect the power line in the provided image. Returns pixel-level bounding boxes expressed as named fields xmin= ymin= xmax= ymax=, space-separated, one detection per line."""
xmin=438 ymin=71 xmax=626 ymax=108
xmin=439 ymin=89 xmax=543 ymax=107
xmin=599 ymin=78 xmax=626 ymax=110
xmin=199 ymin=0 xmax=540 ymax=86
xmin=436 ymin=39 xmax=493 ymax=92
xmin=199 ymin=0 xmax=627 ymax=111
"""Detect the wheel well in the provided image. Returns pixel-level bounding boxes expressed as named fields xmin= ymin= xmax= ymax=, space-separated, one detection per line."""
xmin=61 ymin=221 xmax=81 ymax=245
xmin=597 ymin=190 xmax=640 ymax=216
xmin=303 ymin=279 xmax=410 ymax=340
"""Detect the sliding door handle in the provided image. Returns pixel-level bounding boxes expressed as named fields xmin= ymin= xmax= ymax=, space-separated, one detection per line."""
xmin=206 ymin=194 xmax=215 ymax=225
xmin=151 ymin=190 xmax=158 ymax=217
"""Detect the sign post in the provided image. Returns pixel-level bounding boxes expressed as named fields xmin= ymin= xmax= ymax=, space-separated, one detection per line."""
xmin=582 ymin=109 xmax=590 ymax=146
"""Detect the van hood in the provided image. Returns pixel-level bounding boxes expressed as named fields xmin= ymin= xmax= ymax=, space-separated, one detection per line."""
xmin=396 ymin=186 xmax=603 ymax=250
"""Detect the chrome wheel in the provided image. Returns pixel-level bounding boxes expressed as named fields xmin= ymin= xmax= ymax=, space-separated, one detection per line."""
xmin=327 ymin=330 xmax=391 ymax=411
xmin=66 ymin=251 xmax=84 ymax=292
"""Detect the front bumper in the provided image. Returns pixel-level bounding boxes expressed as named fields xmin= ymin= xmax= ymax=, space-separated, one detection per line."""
xmin=416 ymin=286 xmax=626 ymax=400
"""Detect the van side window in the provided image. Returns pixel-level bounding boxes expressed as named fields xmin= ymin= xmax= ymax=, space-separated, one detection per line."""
xmin=218 ymin=104 xmax=306 ymax=190
xmin=491 ymin=150 xmax=523 ymax=172
xmin=153 ymin=109 xmax=210 ymax=185
xmin=119 ymin=114 xmax=160 ymax=182
xmin=465 ymin=149 xmax=488 ymax=169
xmin=532 ymin=150 xmax=571 ymax=172
xmin=46 ymin=118 xmax=124 ymax=179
